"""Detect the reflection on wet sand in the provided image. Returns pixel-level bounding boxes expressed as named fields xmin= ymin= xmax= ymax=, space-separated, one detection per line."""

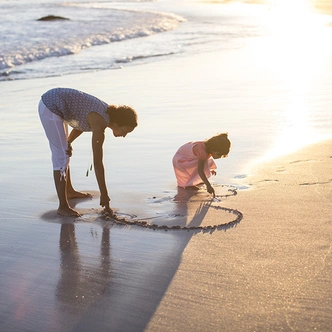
xmin=50 ymin=193 xmax=213 ymax=331
xmin=0 ymin=185 xmax=242 ymax=331
xmin=29 ymin=185 xmax=242 ymax=331
xmin=56 ymin=224 xmax=111 ymax=327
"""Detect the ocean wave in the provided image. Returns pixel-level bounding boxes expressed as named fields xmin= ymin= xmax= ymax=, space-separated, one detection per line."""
xmin=114 ymin=51 xmax=176 ymax=63
xmin=0 ymin=5 xmax=184 ymax=72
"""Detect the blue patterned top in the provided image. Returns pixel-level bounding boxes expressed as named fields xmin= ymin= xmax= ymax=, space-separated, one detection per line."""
xmin=41 ymin=88 xmax=109 ymax=131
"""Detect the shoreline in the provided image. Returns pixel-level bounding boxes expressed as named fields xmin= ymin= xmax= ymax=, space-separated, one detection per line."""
xmin=1 ymin=43 xmax=331 ymax=221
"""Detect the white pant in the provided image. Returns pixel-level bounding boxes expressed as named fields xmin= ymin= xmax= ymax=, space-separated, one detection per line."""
xmin=38 ymin=99 xmax=69 ymax=178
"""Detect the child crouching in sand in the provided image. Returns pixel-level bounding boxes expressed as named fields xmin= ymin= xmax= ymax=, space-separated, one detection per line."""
xmin=172 ymin=133 xmax=231 ymax=197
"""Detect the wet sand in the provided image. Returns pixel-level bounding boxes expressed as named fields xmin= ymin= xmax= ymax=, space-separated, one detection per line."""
xmin=0 ymin=46 xmax=332 ymax=331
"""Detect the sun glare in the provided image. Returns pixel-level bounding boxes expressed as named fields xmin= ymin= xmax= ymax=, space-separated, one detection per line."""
xmin=255 ymin=0 xmax=332 ymax=160
xmin=268 ymin=0 xmax=312 ymax=13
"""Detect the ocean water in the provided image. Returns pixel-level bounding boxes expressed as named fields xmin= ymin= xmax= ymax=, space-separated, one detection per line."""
xmin=0 ymin=0 xmax=271 ymax=81
xmin=2 ymin=0 xmax=332 ymax=81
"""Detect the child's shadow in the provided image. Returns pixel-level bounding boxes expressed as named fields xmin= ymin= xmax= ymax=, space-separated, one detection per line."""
xmin=149 ymin=186 xmax=213 ymax=229
xmin=152 ymin=185 xmax=241 ymax=232
xmin=173 ymin=186 xmax=199 ymax=203
xmin=173 ymin=186 xmax=211 ymax=228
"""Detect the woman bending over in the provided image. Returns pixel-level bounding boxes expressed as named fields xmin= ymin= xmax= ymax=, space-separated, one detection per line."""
xmin=38 ymin=87 xmax=138 ymax=217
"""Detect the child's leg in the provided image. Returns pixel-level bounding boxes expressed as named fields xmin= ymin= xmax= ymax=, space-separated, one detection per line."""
xmin=38 ymin=100 xmax=80 ymax=216
xmin=172 ymin=155 xmax=202 ymax=188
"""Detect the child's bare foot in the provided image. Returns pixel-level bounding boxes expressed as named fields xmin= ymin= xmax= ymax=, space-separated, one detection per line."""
xmin=57 ymin=206 xmax=81 ymax=217
xmin=67 ymin=191 xmax=92 ymax=199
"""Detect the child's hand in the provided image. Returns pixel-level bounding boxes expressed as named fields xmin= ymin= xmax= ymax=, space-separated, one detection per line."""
xmin=206 ymin=184 xmax=215 ymax=198
xmin=211 ymin=170 xmax=217 ymax=176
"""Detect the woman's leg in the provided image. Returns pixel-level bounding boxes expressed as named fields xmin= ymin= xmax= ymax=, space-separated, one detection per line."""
xmin=53 ymin=170 xmax=81 ymax=216
xmin=66 ymin=166 xmax=92 ymax=199
xmin=38 ymin=100 xmax=80 ymax=216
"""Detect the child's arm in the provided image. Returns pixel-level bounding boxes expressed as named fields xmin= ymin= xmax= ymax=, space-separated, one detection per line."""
xmin=198 ymin=159 xmax=215 ymax=197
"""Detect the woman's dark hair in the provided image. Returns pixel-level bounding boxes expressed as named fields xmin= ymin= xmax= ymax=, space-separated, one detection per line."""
xmin=107 ymin=105 xmax=138 ymax=128
xmin=205 ymin=133 xmax=231 ymax=157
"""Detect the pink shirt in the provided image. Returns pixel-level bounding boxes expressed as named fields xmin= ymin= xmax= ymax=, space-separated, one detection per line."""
xmin=172 ymin=141 xmax=216 ymax=187
xmin=192 ymin=142 xmax=210 ymax=160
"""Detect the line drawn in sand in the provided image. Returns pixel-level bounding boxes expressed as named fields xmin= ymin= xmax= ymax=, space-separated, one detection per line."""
xmin=99 ymin=184 xmax=243 ymax=232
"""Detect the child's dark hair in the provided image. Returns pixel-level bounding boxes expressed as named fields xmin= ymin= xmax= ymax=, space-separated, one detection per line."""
xmin=107 ymin=105 xmax=138 ymax=128
xmin=205 ymin=133 xmax=231 ymax=157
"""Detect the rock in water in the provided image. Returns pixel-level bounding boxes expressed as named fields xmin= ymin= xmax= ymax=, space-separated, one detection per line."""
xmin=37 ymin=15 xmax=70 ymax=21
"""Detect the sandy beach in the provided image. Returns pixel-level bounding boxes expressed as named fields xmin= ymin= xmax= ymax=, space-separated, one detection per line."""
xmin=145 ymin=139 xmax=332 ymax=332
xmin=1 ymin=21 xmax=332 ymax=331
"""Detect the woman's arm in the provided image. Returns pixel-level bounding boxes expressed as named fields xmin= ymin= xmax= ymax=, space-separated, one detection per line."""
xmin=67 ymin=129 xmax=83 ymax=144
xmin=66 ymin=129 xmax=83 ymax=157
xmin=198 ymin=159 xmax=215 ymax=197
xmin=91 ymin=130 xmax=110 ymax=209
xmin=87 ymin=112 xmax=110 ymax=209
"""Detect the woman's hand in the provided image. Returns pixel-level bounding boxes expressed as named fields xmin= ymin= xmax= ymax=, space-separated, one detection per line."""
xmin=66 ymin=142 xmax=73 ymax=157
xmin=100 ymin=193 xmax=111 ymax=209
xmin=206 ymin=184 xmax=215 ymax=198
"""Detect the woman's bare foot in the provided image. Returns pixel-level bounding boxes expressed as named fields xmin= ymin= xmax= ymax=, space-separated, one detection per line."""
xmin=57 ymin=206 xmax=81 ymax=217
xmin=67 ymin=191 xmax=92 ymax=199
